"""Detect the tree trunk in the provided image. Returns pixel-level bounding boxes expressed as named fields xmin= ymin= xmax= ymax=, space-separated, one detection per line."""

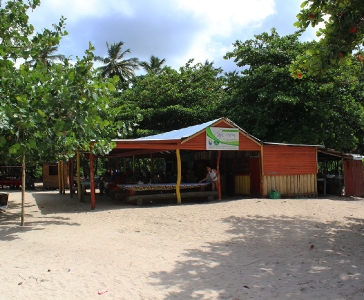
xmin=21 ymin=155 xmax=26 ymax=226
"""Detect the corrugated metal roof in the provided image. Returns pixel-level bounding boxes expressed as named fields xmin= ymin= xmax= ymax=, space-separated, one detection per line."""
xmin=137 ymin=118 xmax=221 ymax=140
xmin=264 ymin=142 xmax=324 ymax=147
xmin=137 ymin=117 xmax=263 ymax=145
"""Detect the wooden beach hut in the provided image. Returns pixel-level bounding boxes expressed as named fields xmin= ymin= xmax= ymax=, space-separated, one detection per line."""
xmin=81 ymin=117 xmax=363 ymax=209
xmin=42 ymin=162 xmax=69 ymax=190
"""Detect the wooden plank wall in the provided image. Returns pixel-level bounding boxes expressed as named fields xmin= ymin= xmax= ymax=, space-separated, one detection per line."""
xmin=343 ymin=160 xmax=364 ymax=197
xmin=235 ymin=174 xmax=250 ymax=194
xmin=263 ymin=174 xmax=317 ymax=197
xmin=263 ymin=145 xmax=317 ymax=175
xmin=43 ymin=164 xmax=69 ymax=189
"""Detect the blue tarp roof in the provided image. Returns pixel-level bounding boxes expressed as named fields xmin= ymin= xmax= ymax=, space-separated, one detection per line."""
xmin=137 ymin=119 xmax=221 ymax=141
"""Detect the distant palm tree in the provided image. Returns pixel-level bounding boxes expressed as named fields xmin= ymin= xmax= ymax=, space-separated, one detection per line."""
xmin=140 ymin=55 xmax=166 ymax=73
xmin=95 ymin=41 xmax=139 ymax=82
xmin=27 ymin=45 xmax=65 ymax=67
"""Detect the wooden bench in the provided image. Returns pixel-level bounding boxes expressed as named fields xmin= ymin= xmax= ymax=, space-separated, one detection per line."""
xmin=127 ymin=191 xmax=218 ymax=206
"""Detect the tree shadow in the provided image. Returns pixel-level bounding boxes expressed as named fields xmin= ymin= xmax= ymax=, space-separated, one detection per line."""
xmin=0 ymin=193 xmax=81 ymax=242
xmin=149 ymin=214 xmax=364 ymax=299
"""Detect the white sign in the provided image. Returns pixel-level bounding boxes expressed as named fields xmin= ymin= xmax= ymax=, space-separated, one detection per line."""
xmin=206 ymin=127 xmax=239 ymax=150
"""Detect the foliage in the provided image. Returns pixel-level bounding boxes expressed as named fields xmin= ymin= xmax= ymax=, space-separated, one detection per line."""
xmin=0 ymin=0 xmax=135 ymax=224
xmin=26 ymin=45 xmax=65 ymax=67
xmin=0 ymin=1 xmax=128 ymax=165
xmin=95 ymin=41 xmax=140 ymax=84
xmin=119 ymin=59 xmax=227 ymax=136
xmin=224 ymin=29 xmax=364 ymax=152
xmin=292 ymin=0 xmax=364 ymax=76
xmin=140 ymin=55 xmax=166 ymax=74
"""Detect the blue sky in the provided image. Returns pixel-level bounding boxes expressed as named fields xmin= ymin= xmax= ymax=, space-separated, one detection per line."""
xmin=27 ymin=0 xmax=316 ymax=73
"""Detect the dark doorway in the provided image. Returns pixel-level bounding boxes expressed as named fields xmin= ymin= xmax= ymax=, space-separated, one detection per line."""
xmin=250 ymin=157 xmax=261 ymax=197
xmin=225 ymin=158 xmax=235 ymax=196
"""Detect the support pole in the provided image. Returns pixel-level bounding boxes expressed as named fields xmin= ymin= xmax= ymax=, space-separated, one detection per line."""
xmin=61 ymin=161 xmax=65 ymax=194
xmin=77 ymin=151 xmax=81 ymax=201
xmin=132 ymin=155 xmax=135 ymax=179
xmin=69 ymin=158 xmax=74 ymax=198
xmin=260 ymin=145 xmax=264 ymax=198
xmin=58 ymin=161 xmax=62 ymax=194
xmin=20 ymin=155 xmax=25 ymax=226
xmin=150 ymin=153 xmax=154 ymax=183
xmin=217 ymin=150 xmax=221 ymax=201
xmin=176 ymin=149 xmax=182 ymax=204
xmin=90 ymin=153 xmax=96 ymax=210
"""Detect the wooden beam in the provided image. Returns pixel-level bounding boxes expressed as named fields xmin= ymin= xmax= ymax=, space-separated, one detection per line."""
xmin=109 ymin=149 xmax=168 ymax=158
xmin=90 ymin=152 xmax=96 ymax=210
xmin=260 ymin=145 xmax=264 ymax=198
xmin=58 ymin=161 xmax=62 ymax=194
xmin=217 ymin=150 xmax=221 ymax=201
xmin=61 ymin=161 xmax=65 ymax=194
xmin=77 ymin=151 xmax=81 ymax=201
xmin=176 ymin=149 xmax=182 ymax=204
xmin=132 ymin=155 xmax=135 ymax=176
xmin=150 ymin=153 xmax=154 ymax=183
xmin=69 ymin=158 xmax=74 ymax=198
xmin=113 ymin=141 xmax=179 ymax=150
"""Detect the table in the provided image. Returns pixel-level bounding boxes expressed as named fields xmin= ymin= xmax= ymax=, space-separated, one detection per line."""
xmin=117 ymin=182 xmax=212 ymax=204
xmin=0 ymin=179 xmax=22 ymax=189
xmin=117 ymin=182 xmax=210 ymax=192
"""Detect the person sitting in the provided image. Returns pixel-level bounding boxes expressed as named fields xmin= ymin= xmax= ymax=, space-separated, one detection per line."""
xmin=155 ymin=171 xmax=165 ymax=183
xmin=99 ymin=171 xmax=110 ymax=195
xmin=185 ymin=168 xmax=196 ymax=183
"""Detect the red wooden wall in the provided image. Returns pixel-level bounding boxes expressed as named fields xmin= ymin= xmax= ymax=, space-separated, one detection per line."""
xmin=263 ymin=145 xmax=317 ymax=176
xmin=343 ymin=160 xmax=364 ymax=197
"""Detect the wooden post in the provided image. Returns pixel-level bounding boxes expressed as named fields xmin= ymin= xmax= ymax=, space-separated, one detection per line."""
xmin=260 ymin=144 xmax=264 ymax=198
xmin=61 ymin=161 xmax=66 ymax=194
xmin=20 ymin=155 xmax=25 ymax=226
xmin=217 ymin=150 xmax=221 ymax=201
xmin=58 ymin=161 xmax=62 ymax=194
xmin=77 ymin=151 xmax=81 ymax=201
xmin=150 ymin=153 xmax=154 ymax=183
xmin=132 ymin=155 xmax=135 ymax=178
xmin=69 ymin=158 xmax=74 ymax=198
xmin=176 ymin=149 xmax=182 ymax=204
xmin=90 ymin=153 xmax=96 ymax=210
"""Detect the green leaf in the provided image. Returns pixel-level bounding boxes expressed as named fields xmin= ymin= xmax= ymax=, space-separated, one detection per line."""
xmin=9 ymin=143 xmax=21 ymax=154
xmin=0 ymin=136 xmax=6 ymax=146
xmin=38 ymin=109 xmax=46 ymax=117
xmin=28 ymin=139 xmax=36 ymax=149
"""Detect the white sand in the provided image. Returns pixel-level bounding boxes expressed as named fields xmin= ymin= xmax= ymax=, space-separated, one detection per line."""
xmin=1 ymin=190 xmax=364 ymax=300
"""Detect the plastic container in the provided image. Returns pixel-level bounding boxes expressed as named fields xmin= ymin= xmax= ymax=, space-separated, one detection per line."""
xmin=269 ymin=191 xmax=281 ymax=199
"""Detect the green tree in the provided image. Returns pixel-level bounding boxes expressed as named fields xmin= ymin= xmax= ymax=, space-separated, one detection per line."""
xmin=224 ymin=29 xmax=364 ymax=152
xmin=27 ymin=45 xmax=65 ymax=67
xmin=0 ymin=0 xmax=123 ymax=225
xmin=95 ymin=41 xmax=139 ymax=83
xmin=292 ymin=0 xmax=364 ymax=76
xmin=120 ymin=59 xmax=227 ymax=136
xmin=140 ymin=55 xmax=166 ymax=74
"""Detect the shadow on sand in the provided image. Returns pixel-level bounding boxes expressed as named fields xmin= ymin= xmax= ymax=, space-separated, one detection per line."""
xmin=149 ymin=213 xmax=364 ymax=299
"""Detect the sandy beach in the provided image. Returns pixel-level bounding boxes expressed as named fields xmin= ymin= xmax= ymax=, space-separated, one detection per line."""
xmin=1 ymin=190 xmax=364 ymax=300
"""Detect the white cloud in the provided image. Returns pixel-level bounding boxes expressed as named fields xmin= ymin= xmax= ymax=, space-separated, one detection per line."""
xmin=173 ymin=0 xmax=276 ymax=65
xmin=29 ymin=0 xmax=134 ymax=29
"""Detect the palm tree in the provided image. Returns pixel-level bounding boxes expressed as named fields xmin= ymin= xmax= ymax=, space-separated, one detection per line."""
xmin=27 ymin=45 xmax=65 ymax=67
xmin=140 ymin=55 xmax=166 ymax=73
xmin=95 ymin=41 xmax=140 ymax=82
